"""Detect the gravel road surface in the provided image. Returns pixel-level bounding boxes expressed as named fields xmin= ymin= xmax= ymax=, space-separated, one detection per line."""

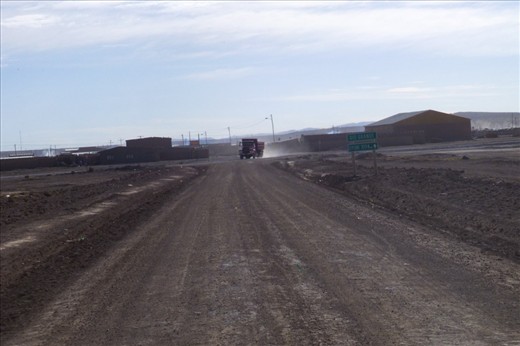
xmin=2 ymin=160 xmax=519 ymax=345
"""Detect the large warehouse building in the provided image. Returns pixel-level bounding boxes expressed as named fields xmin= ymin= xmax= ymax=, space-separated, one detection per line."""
xmin=365 ymin=110 xmax=471 ymax=145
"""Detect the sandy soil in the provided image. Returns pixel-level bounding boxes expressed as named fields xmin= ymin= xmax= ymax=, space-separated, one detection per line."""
xmin=1 ymin=138 xmax=519 ymax=345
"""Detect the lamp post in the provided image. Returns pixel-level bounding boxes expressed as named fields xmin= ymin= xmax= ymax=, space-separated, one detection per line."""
xmin=266 ymin=114 xmax=275 ymax=142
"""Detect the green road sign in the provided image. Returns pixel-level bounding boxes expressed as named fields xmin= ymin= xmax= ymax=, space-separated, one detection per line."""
xmin=348 ymin=142 xmax=378 ymax=152
xmin=347 ymin=132 xmax=377 ymax=142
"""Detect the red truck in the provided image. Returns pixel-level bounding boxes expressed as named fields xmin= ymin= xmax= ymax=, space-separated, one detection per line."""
xmin=239 ymin=138 xmax=264 ymax=159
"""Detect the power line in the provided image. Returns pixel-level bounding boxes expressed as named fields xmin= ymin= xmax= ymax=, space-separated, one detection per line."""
xmin=233 ymin=118 xmax=269 ymax=130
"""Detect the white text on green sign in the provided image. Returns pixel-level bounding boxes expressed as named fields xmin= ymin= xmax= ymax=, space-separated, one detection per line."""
xmin=348 ymin=132 xmax=377 ymax=142
xmin=348 ymin=143 xmax=378 ymax=152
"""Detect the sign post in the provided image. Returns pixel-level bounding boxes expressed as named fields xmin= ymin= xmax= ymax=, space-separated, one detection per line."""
xmin=352 ymin=152 xmax=356 ymax=176
xmin=373 ymin=148 xmax=378 ymax=175
xmin=347 ymin=132 xmax=379 ymax=175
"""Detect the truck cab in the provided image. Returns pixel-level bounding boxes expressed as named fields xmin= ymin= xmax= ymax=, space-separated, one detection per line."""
xmin=239 ymin=138 xmax=264 ymax=159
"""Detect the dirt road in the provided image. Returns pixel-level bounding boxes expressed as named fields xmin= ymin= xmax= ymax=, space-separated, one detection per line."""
xmin=2 ymin=160 xmax=519 ymax=345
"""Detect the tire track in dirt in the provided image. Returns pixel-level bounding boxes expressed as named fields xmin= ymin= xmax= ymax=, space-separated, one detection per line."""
xmin=234 ymin=165 xmax=360 ymax=345
xmin=245 ymin=162 xmax=520 ymax=345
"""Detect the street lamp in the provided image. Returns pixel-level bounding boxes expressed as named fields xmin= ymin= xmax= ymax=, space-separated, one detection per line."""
xmin=266 ymin=114 xmax=275 ymax=142
xmin=197 ymin=132 xmax=207 ymax=145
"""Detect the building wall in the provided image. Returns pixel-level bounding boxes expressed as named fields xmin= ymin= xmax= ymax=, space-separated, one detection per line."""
xmin=208 ymin=143 xmax=237 ymax=157
xmin=301 ymin=133 xmax=348 ymax=152
xmin=126 ymin=137 xmax=172 ymax=149
xmin=396 ymin=123 xmax=470 ymax=142
xmin=98 ymin=147 xmax=161 ymax=165
xmin=364 ymin=124 xmax=394 ymax=134
xmin=396 ymin=111 xmax=471 ymax=142
xmin=366 ymin=110 xmax=471 ymax=144
xmin=160 ymin=147 xmax=209 ymax=160
xmin=98 ymin=146 xmax=209 ymax=165
xmin=376 ymin=132 xmax=421 ymax=147
xmin=0 ymin=157 xmax=57 ymax=171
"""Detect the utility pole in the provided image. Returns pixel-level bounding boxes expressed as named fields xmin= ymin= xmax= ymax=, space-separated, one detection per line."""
xmin=227 ymin=127 xmax=232 ymax=145
xmin=19 ymin=131 xmax=22 ymax=151
xmin=205 ymin=131 xmax=208 ymax=145
xmin=270 ymin=114 xmax=275 ymax=142
xmin=181 ymin=134 xmax=184 ymax=146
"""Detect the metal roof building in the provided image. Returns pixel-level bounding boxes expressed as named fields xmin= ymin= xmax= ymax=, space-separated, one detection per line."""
xmin=365 ymin=109 xmax=471 ymax=144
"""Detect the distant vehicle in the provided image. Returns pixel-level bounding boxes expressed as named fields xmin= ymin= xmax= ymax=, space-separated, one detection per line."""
xmin=239 ymin=138 xmax=264 ymax=159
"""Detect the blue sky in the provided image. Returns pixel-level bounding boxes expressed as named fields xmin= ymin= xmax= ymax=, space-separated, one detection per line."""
xmin=1 ymin=1 xmax=519 ymax=149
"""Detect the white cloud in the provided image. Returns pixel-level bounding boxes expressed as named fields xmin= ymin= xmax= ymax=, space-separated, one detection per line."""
xmin=1 ymin=1 xmax=518 ymax=59
xmin=384 ymin=84 xmax=502 ymax=100
xmin=1 ymin=14 xmax=57 ymax=28
xmin=184 ymin=67 xmax=255 ymax=80
xmin=387 ymin=87 xmax=432 ymax=94
xmin=279 ymin=84 xmax=502 ymax=102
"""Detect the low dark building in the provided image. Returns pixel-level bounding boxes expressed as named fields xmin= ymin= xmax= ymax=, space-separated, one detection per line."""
xmin=98 ymin=147 xmax=161 ymax=165
xmin=126 ymin=137 xmax=172 ymax=149
xmin=365 ymin=110 xmax=471 ymax=145
xmin=301 ymin=133 xmax=349 ymax=152
xmin=208 ymin=143 xmax=237 ymax=157
xmin=160 ymin=147 xmax=209 ymax=160
xmin=98 ymin=145 xmax=209 ymax=165
xmin=0 ymin=156 xmax=57 ymax=171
